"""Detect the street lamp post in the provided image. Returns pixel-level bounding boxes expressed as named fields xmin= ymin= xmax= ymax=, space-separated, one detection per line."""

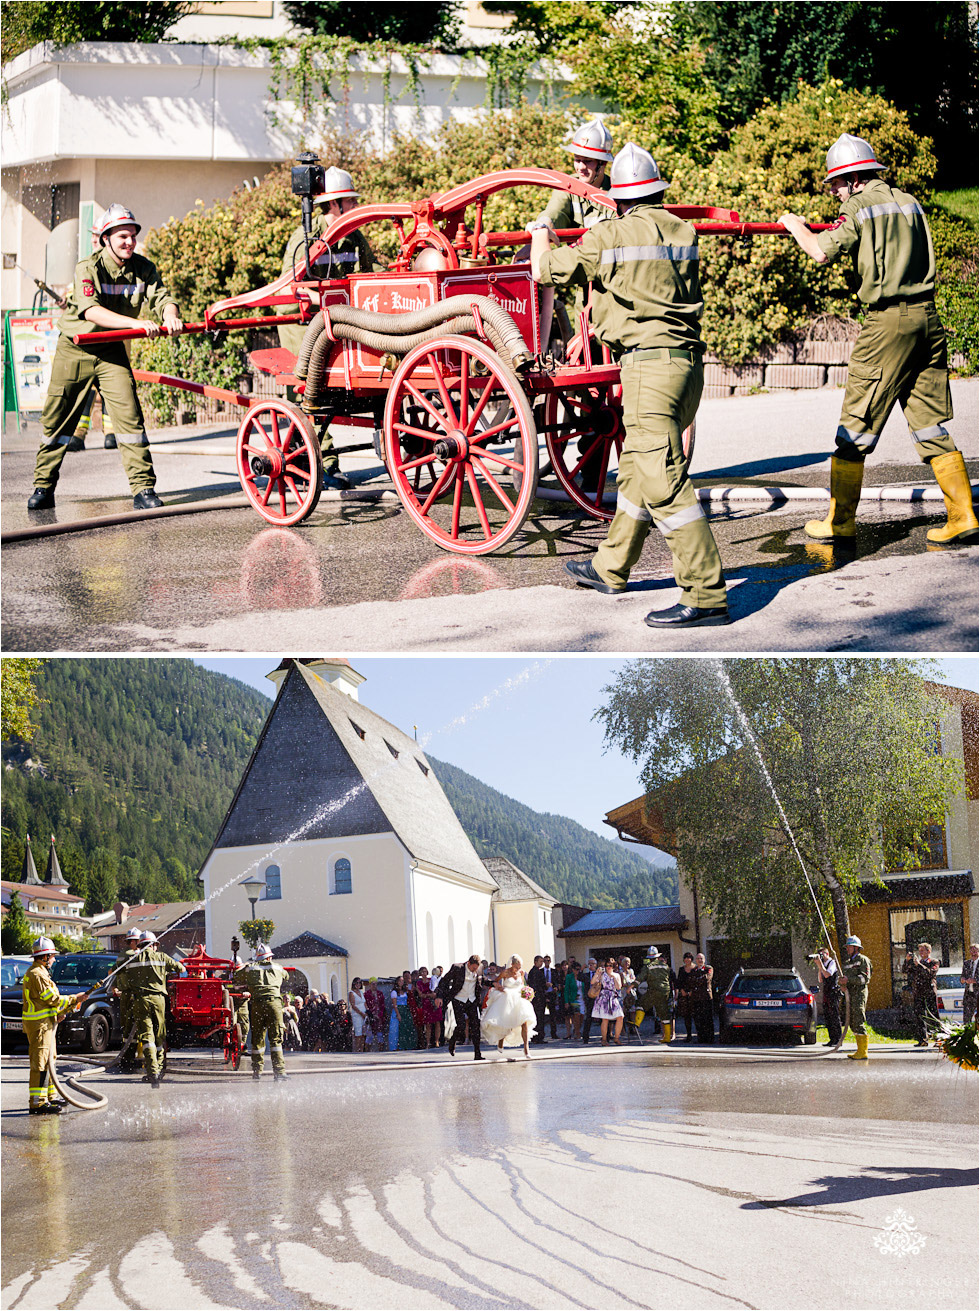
xmin=238 ymin=873 xmax=266 ymax=922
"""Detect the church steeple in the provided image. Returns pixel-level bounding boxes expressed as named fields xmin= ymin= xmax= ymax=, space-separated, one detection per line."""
xmin=22 ymin=834 xmax=43 ymax=886
xmin=45 ymin=835 xmax=69 ymax=887
xmin=266 ymin=658 xmax=365 ymax=700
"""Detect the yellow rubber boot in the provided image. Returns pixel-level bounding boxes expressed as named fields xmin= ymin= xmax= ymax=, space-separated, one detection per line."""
xmin=846 ymin=1033 xmax=869 ymax=1060
xmin=662 ymin=1021 xmax=673 ymax=1043
xmin=805 ymin=457 xmax=865 ymax=539
xmin=926 ymin=451 xmax=979 ymax=543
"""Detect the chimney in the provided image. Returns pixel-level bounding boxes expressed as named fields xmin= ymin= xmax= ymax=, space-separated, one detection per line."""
xmin=114 ymin=901 xmax=130 ymax=925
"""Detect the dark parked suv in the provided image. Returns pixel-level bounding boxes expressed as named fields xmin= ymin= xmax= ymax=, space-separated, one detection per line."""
xmin=719 ymin=968 xmax=818 ymax=1045
xmin=1 ymin=952 xmax=122 ymax=1054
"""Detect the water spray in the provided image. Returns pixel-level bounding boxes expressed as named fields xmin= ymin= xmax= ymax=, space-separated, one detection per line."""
xmin=711 ymin=660 xmax=849 ymax=1054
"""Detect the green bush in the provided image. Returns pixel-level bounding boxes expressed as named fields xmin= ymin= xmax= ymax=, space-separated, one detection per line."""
xmin=928 ymin=206 xmax=979 ymax=374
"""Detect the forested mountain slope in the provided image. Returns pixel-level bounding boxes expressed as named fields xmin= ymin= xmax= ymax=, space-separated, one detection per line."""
xmin=2 ymin=662 xmax=676 ymax=914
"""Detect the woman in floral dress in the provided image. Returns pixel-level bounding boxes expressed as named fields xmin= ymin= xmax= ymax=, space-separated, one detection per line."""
xmin=592 ymin=958 xmax=625 ymax=1045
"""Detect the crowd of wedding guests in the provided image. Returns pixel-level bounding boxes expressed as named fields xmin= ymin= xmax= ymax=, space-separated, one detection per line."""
xmin=281 ymin=951 xmax=717 ymax=1054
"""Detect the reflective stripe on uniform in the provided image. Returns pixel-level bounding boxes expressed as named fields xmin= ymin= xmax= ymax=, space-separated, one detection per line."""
xmin=98 ymin=282 xmax=147 ymax=296
xmin=836 ymin=423 xmax=879 ymax=452
xmin=656 ymin=502 xmax=705 ymax=535
xmin=600 ymin=245 xmax=698 ymax=266
xmin=616 ymin=491 xmax=652 ymax=522
xmin=911 ymin=423 xmax=949 ymax=441
xmin=269 ymin=1046 xmax=283 ymax=1055
xmin=855 ymin=201 xmax=924 ymax=226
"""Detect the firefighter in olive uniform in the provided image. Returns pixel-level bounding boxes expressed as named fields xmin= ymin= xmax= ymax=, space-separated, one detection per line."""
xmin=779 ymin=134 xmax=978 ymax=546
xmin=633 ymin=946 xmax=677 ymax=1042
xmin=22 ymin=938 xmax=79 ymax=1114
xmin=277 ymin=167 xmax=380 ymax=490
xmin=233 ymin=944 xmax=290 ymax=1080
xmin=842 ymin=934 xmax=872 ymax=1061
xmin=28 ymin=203 xmax=183 ymax=512
xmin=532 ymin=143 xmax=729 ymax=628
xmin=112 ymin=926 xmax=144 ymax=1070
xmin=123 ymin=930 xmax=182 ymax=1087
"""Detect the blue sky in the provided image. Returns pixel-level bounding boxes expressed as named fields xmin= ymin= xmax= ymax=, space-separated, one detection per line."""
xmin=194 ymin=656 xmax=978 ymax=846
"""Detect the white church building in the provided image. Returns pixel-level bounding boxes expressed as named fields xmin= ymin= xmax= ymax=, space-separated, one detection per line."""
xmin=200 ymin=658 xmax=556 ymax=998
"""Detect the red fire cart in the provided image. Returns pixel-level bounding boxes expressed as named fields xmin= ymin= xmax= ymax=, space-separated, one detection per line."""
xmin=93 ymin=169 xmax=825 ymax=555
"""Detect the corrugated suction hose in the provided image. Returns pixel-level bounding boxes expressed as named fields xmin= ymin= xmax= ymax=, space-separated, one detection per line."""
xmin=296 ymin=298 xmax=533 ymax=411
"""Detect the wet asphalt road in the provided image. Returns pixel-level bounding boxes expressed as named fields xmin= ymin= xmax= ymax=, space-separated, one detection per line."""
xmin=1 ymin=1045 xmax=976 ymax=1310
xmin=2 ymin=383 xmax=976 ymax=652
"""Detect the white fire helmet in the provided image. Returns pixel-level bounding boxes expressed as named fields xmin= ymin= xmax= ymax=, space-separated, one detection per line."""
xmin=256 ymin=944 xmax=273 ymax=962
xmin=94 ymin=203 xmax=141 ymax=245
xmin=646 ymin=946 xmax=661 ymax=958
xmin=844 ymin=935 xmax=862 ymax=948
xmin=823 ymin=134 xmax=885 ymax=183
xmin=125 ymin=927 xmax=142 ymax=942
xmin=564 ymin=118 xmax=614 ymax=164
xmin=609 ymin=143 xmax=670 ymax=201
xmin=314 ymin=167 xmax=359 ymax=205
xmin=141 ymin=931 xmax=157 ymax=945
xmin=32 ymin=936 xmax=57 ymax=956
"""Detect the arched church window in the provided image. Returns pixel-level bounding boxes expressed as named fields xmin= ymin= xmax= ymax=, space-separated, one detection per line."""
xmin=332 ymin=857 xmax=352 ymax=895
xmin=263 ymin=865 xmax=281 ymax=900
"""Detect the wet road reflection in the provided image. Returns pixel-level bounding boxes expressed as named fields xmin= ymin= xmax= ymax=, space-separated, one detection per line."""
xmin=1 ymin=493 xmax=961 ymax=651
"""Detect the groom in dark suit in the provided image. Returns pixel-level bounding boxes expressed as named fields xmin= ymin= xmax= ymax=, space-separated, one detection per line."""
xmin=526 ymin=955 xmax=548 ymax=1045
xmin=437 ymin=954 xmax=486 ymax=1061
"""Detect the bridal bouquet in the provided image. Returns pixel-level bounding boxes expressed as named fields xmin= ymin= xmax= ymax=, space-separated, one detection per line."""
xmin=521 ymin=985 xmax=534 ymax=1001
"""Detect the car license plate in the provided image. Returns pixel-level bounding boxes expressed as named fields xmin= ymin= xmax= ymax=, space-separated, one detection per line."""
xmin=3 ymin=1021 xmax=22 ymax=1031
xmin=754 ymin=1000 xmax=782 ymax=1007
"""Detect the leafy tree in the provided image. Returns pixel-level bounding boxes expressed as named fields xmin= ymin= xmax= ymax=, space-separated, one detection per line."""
xmin=669 ymin=1 xmax=977 ymax=184
xmin=482 ymin=1 xmax=639 ymax=55
xmin=1 ymin=892 xmax=34 ymax=954
xmin=1 ymin=658 xmax=45 ymax=742
xmin=0 ymin=1 xmax=190 ymax=64
xmin=596 ymin=659 xmax=964 ymax=953
xmin=238 ymin=919 xmax=276 ymax=951
xmin=283 ymin=2 xmax=459 ymax=46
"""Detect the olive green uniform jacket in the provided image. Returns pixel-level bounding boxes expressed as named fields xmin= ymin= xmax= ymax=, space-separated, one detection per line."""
xmin=234 ymin=962 xmax=289 ymax=1074
xmin=842 ymin=952 xmax=873 ymax=1036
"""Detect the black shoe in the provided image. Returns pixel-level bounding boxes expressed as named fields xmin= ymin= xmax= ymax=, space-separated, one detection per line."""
xmin=823 ymin=1041 xmax=837 ymax=1047
xmin=322 ymin=471 xmax=351 ymax=491
xmin=473 ymin=1054 xmax=485 ymax=1061
xmin=564 ymin=559 xmax=624 ymax=594
xmin=644 ymin=602 xmax=731 ymax=628
xmin=447 ymin=1045 xmax=456 ymax=1058
xmin=274 ymin=1072 xmax=289 ymax=1082
xmin=28 ymin=487 xmax=55 ymax=510
xmin=133 ymin=489 xmax=163 ymax=510
xmin=149 ymin=1076 xmax=161 ymax=1088
xmin=29 ymin=1103 xmax=63 ymax=1115
xmin=67 ymin=436 xmax=86 ymax=452
xmin=252 ymin=1070 xmax=262 ymax=1080
xmin=104 ymin=433 xmax=117 ymax=449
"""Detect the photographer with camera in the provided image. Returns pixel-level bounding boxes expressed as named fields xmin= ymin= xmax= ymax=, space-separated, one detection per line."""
xmin=278 ymin=155 xmax=380 ymax=490
xmin=811 ymin=947 xmax=843 ymax=1047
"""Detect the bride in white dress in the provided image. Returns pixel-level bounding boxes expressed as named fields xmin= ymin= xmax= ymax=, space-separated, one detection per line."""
xmin=480 ymin=954 xmax=537 ymax=1058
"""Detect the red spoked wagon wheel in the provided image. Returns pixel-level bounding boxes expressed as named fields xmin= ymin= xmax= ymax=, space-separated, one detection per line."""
xmin=236 ymin=399 xmax=323 ymax=526
xmin=543 ymin=335 xmax=696 ymax=521
xmin=384 ymin=335 xmax=538 ymax=555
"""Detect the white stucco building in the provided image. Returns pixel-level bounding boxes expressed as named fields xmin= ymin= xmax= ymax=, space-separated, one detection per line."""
xmin=199 ymin=658 xmax=554 ymax=997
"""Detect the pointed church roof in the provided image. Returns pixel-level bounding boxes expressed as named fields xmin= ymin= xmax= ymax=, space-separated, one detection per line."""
xmin=210 ymin=662 xmax=496 ymax=888
xmin=22 ymin=835 xmax=43 ymax=886
xmin=482 ymin=856 xmax=555 ymax=904
xmin=45 ymin=836 xmax=68 ymax=887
